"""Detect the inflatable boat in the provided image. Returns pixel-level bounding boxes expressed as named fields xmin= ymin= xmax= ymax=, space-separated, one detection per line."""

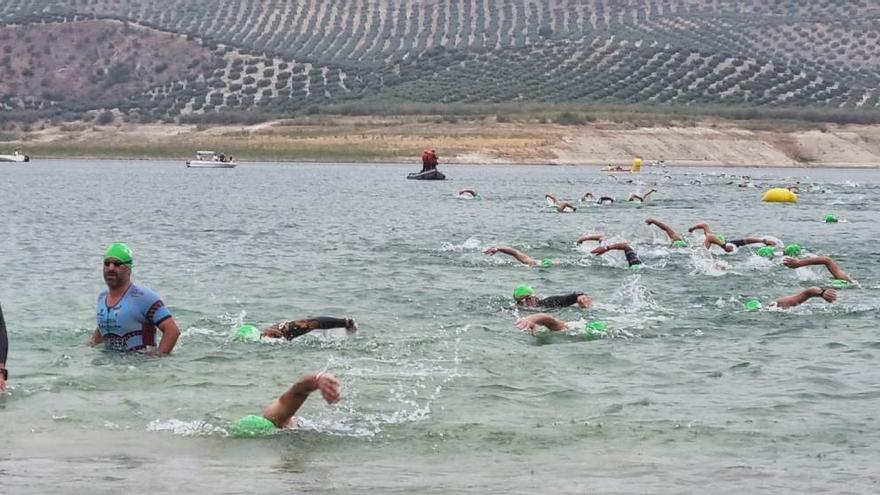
xmin=407 ymin=169 xmax=446 ymax=180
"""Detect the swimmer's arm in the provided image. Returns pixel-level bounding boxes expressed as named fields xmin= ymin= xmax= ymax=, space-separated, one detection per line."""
xmin=688 ymin=223 xmax=713 ymax=234
xmin=577 ymin=233 xmax=605 ymax=244
xmin=538 ymin=293 xmax=583 ymax=308
xmin=515 ymin=314 xmax=567 ymax=334
xmin=156 ymin=317 xmax=181 ymax=354
xmin=774 ymin=287 xmax=837 ymax=308
xmin=739 ymin=237 xmax=776 ymax=246
xmin=628 ymin=194 xmax=643 ymax=202
xmin=644 ymin=218 xmax=681 ymax=241
xmin=459 ymin=189 xmax=476 ymax=196
xmin=783 ymin=256 xmax=853 ymax=283
xmin=556 ymin=202 xmax=577 ymax=212
xmin=580 ymin=192 xmax=594 ymax=201
xmin=262 ymin=373 xmax=341 ymax=428
xmin=0 ymin=305 xmax=6 ymax=390
xmin=545 ymin=194 xmax=558 ymax=204
xmin=269 ymin=317 xmax=356 ymax=340
xmin=484 ymin=246 xmax=537 ymax=266
xmin=591 ymin=242 xmax=632 ymax=255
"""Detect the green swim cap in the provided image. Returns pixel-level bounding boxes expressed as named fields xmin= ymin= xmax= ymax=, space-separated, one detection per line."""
xmin=783 ymin=244 xmax=802 ymax=257
xmin=540 ymin=258 xmax=553 ymax=268
xmin=831 ymin=279 xmax=851 ymax=289
xmin=630 ymin=263 xmax=643 ymax=270
xmin=745 ymin=299 xmax=763 ymax=311
xmin=104 ymin=242 xmax=133 ymax=266
xmin=233 ymin=324 xmax=261 ymax=342
xmin=824 ymin=214 xmax=838 ymax=223
xmin=671 ymin=240 xmax=688 ymax=248
xmin=513 ymin=284 xmax=535 ymax=300
xmin=474 ymin=194 xmax=482 ymax=200
xmin=229 ymin=414 xmax=277 ymax=438
xmin=756 ymin=246 xmax=775 ymax=258
xmin=586 ymin=321 xmax=607 ymax=332
xmin=716 ymin=235 xmax=726 ymax=244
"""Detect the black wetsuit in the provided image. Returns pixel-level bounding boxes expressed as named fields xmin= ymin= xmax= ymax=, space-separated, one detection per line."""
xmin=282 ymin=316 xmax=351 ymax=340
xmin=624 ymin=248 xmax=642 ymax=266
xmin=729 ymin=239 xmax=748 ymax=247
xmin=0 ymin=303 xmax=8 ymax=366
xmin=536 ymin=293 xmax=585 ymax=308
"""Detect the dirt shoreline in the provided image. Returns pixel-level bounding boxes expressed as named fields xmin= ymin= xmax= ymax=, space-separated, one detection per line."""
xmin=4 ymin=117 xmax=880 ymax=167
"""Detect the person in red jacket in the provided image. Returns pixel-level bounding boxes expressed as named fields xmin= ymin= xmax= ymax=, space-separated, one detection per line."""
xmin=421 ymin=148 xmax=439 ymax=172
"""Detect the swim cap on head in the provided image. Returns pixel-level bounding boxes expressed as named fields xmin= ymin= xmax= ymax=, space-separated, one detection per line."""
xmin=104 ymin=242 xmax=133 ymax=266
xmin=229 ymin=414 xmax=277 ymax=438
xmin=716 ymin=235 xmax=726 ymax=244
xmin=233 ymin=324 xmax=261 ymax=342
xmin=745 ymin=299 xmax=763 ymax=311
xmin=671 ymin=240 xmax=688 ymax=248
xmin=783 ymin=244 xmax=802 ymax=256
xmin=540 ymin=258 xmax=553 ymax=268
xmin=586 ymin=321 xmax=607 ymax=332
xmin=513 ymin=284 xmax=535 ymax=300
xmin=824 ymin=214 xmax=838 ymax=223
xmin=630 ymin=263 xmax=643 ymax=270
xmin=831 ymin=279 xmax=851 ymax=289
xmin=756 ymin=246 xmax=775 ymax=258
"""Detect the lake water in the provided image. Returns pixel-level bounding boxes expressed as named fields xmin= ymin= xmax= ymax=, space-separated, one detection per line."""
xmin=1 ymin=160 xmax=878 ymax=493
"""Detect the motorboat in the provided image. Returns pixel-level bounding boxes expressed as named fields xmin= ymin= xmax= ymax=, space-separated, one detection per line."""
xmin=186 ymin=150 xmax=236 ymax=168
xmin=407 ymin=169 xmax=446 ymax=180
xmin=0 ymin=150 xmax=29 ymax=162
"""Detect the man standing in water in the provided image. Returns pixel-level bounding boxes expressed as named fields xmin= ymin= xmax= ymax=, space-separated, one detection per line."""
xmin=90 ymin=243 xmax=181 ymax=354
xmin=1 ymin=302 xmax=8 ymax=390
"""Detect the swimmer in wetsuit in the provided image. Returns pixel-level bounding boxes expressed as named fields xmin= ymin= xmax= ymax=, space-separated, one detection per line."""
xmin=90 ymin=243 xmax=181 ymax=354
xmin=512 ymin=284 xmax=592 ymax=309
xmin=644 ymin=218 xmax=688 ymax=247
xmin=484 ymin=246 xmax=555 ymax=267
xmin=688 ymin=223 xmax=777 ymax=253
xmin=257 ymin=317 xmax=357 ymax=340
xmin=783 ymin=255 xmax=855 ymax=284
xmin=545 ymin=194 xmax=576 ymax=212
xmin=458 ymin=189 xmax=481 ymax=199
xmin=0 ymin=302 xmax=8 ymax=390
xmin=229 ymin=372 xmax=341 ymax=437
xmin=585 ymin=237 xmax=642 ymax=267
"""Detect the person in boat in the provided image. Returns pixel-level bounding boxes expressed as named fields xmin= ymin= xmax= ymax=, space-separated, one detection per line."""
xmin=90 ymin=243 xmax=181 ymax=354
xmin=512 ymin=284 xmax=592 ymax=309
xmin=484 ymin=246 xmax=556 ymax=267
xmin=628 ymin=188 xmax=658 ymax=202
xmin=782 ymin=255 xmax=855 ymax=284
xmin=421 ymin=148 xmax=439 ymax=172
xmin=644 ymin=218 xmax=688 ymax=247
xmin=234 ymin=317 xmax=358 ymax=341
xmin=544 ymin=194 xmax=576 ymax=212
xmin=688 ymin=223 xmax=777 ymax=253
xmin=229 ymin=371 xmax=341 ymax=437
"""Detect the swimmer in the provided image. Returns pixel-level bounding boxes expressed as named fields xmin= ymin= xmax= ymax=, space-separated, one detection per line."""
xmin=0 ymin=302 xmax=7 ymax=390
xmin=545 ymin=194 xmax=576 ymax=212
xmin=229 ymin=372 xmax=341 ymax=437
xmin=512 ymin=284 xmax=592 ymax=309
xmin=90 ymin=243 xmax=181 ymax=354
xmin=591 ymin=241 xmax=642 ymax=267
xmin=644 ymin=218 xmax=687 ymax=247
xmin=514 ymin=313 xmax=572 ymax=334
xmin=458 ymin=189 xmax=480 ymax=199
xmin=484 ymin=246 xmax=555 ymax=267
xmin=689 ymin=223 xmax=776 ymax=252
xmin=628 ymin=188 xmax=657 ymax=202
xmin=237 ymin=317 xmax=358 ymax=341
xmin=579 ymin=192 xmax=594 ymax=202
xmin=773 ymin=287 xmax=837 ymax=309
xmin=597 ymin=196 xmax=615 ymax=205
xmin=783 ymin=255 xmax=854 ymax=284
xmin=575 ymin=233 xmax=605 ymax=245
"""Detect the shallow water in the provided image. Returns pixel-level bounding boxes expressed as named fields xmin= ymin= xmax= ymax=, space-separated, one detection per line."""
xmin=1 ymin=160 xmax=878 ymax=493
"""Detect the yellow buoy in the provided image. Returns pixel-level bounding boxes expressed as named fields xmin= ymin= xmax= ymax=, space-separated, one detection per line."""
xmin=631 ymin=157 xmax=642 ymax=172
xmin=762 ymin=188 xmax=797 ymax=203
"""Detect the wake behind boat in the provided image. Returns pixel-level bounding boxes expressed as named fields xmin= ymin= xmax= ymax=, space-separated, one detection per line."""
xmin=0 ymin=150 xmax=30 ymax=162
xmin=186 ymin=150 xmax=236 ymax=168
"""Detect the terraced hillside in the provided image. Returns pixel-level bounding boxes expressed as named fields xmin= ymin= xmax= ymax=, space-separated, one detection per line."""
xmin=1 ymin=1 xmax=879 ymax=122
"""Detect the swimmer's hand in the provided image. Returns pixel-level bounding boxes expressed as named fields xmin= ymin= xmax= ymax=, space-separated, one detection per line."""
xmin=261 ymin=324 xmax=285 ymax=339
xmin=762 ymin=238 xmax=777 ymax=246
xmin=345 ymin=318 xmax=358 ymax=332
xmin=782 ymin=256 xmax=802 ymax=268
xmin=590 ymin=245 xmax=609 ymax=255
xmin=483 ymin=246 xmax=499 ymax=255
xmin=514 ymin=316 xmax=539 ymax=336
xmin=576 ymin=294 xmax=593 ymax=309
xmin=818 ymin=288 xmax=838 ymax=303
xmin=645 ymin=218 xmax=657 ymax=226
xmin=314 ymin=373 xmax=341 ymax=404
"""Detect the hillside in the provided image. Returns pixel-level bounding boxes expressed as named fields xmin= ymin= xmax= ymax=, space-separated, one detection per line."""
xmin=1 ymin=1 xmax=879 ymax=123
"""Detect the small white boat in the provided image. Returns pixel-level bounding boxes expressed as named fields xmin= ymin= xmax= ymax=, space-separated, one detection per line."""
xmin=186 ymin=150 xmax=236 ymax=168
xmin=0 ymin=150 xmax=30 ymax=162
